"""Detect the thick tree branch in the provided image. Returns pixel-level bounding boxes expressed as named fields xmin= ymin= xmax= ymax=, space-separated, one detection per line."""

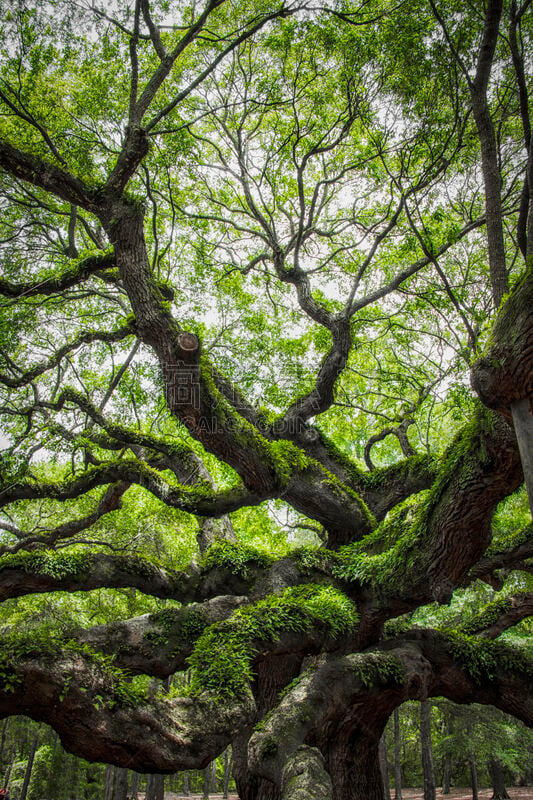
xmin=0 ymin=139 xmax=103 ymax=213
xmin=0 ymin=252 xmax=115 ymax=298
xmin=0 ymin=638 xmax=256 ymax=771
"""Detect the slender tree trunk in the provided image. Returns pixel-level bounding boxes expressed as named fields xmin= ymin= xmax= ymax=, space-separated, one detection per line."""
xmin=114 ymin=767 xmax=129 ymax=800
xmin=211 ymin=759 xmax=217 ymax=792
xmin=130 ymin=772 xmax=140 ymax=799
xmin=379 ymin=736 xmax=391 ymax=800
xmin=420 ymin=701 xmax=436 ymax=800
xmin=442 ymin=716 xmax=453 ymax=795
xmin=223 ymin=748 xmax=233 ymax=799
xmin=19 ymin=734 xmax=38 ymax=800
xmin=202 ymin=765 xmax=211 ymax=799
xmin=3 ymin=760 xmax=13 ymax=789
xmin=394 ymin=708 xmax=403 ymax=800
xmin=103 ymin=765 xmax=115 ymax=800
xmin=183 ymin=771 xmax=190 ymax=796
xmin=0 ymin=720 xmax=9 ymax=765
xmin=464 ymin=721 xmax=478 ymax=800
xmin=489 ymin=757 xmax=511 ymax=800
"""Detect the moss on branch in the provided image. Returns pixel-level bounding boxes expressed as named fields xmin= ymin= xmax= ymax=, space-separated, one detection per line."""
xmin=187 ymin=585 xmax=359 ymax=699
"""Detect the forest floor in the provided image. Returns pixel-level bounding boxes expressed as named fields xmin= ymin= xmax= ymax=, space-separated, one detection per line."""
xmin=138 ymin=789 xmax=533 ymax=800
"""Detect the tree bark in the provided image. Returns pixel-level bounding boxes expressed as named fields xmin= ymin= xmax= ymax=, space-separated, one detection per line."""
xmin=114 ymin=767 xmax=129 ymax=800
xmin=183 ymin=772 xmax=190 ymax=796
xmin=393 ymin=708 xmax=403 ymax=800
xmin=223 ymin=748 xmax=233 ymax=799
xmin=326 ymin=737 xmax=384 ymax=800
xmin=103 ymin=765 xmax=115 ymax=800
xmin=420 ymin=701 xmax=436 ymax=800
xmin=465 ymin=720 xmax=478 ymax=800
xmin=379 ymin=736 xmax=391 ymax=800
xmin=19 ymin=734 xmax=38 ymax=800
xmin=489 ymin=757 xmax=510 ymax=800
xmin=145 ymin=773 xmax=165 ymax=800
xmin=202 ymin=764 xmax=211 ymax=799
xmin=130 ymin=772 xmax=140 ymax=799
xmin=233 ymin=653 xmax=304 ymax=800
xmin=441 ymin=716 xmax=452 ymax=795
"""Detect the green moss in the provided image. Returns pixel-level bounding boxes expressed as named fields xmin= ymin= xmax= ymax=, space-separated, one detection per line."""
xmin=485 ymin=522 xmax=533 ymax=557
xmin=361 ymin=453 xmax=434 ymax=491
xmin=312 ymin=428 xmax=364 ymax=485
xmin=441 ymin=630 xmax=533 ymax=684
xmin=0 ymin=626 xmax=147 ymax=707
xmin=350 ymin=652 xmax=405 ymax=688
xmin=200 ymin=540 xmax=274 ymax=577
xmin=291 ymin=546 xmax=338 ymax=575
xmin=332 ymin=493 xmax=426 ymax=590
xmin=146 ymin=606 xmax=208 ymax=648
xmin=187 ymin=585 xmax=358 ymax=699
xmin=333 ymin=407 xmax=495 ymax=594
xmin=0 ymin=551 xmax=87 ymax=579
xmin=200 ymin=356 xmax=312 ymax=490
xmin=459 ymin=597 xmax=514 ymax=636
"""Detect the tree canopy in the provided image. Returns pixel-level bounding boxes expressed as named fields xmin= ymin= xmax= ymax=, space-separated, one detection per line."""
xmin=0 ymin=1 xmax=532 ymax=799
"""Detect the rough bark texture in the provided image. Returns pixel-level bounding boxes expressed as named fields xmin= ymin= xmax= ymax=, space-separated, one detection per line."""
xmin=420 ymin=702 xmax=436 ymax=800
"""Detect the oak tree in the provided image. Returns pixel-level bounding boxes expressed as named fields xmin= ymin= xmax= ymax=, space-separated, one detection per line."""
xmin=0 ymin=2 xmax=532 ymax=799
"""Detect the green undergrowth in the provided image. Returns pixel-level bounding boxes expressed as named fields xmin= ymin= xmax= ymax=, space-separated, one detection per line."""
xmin=441 ymin=630 xmax=533 ymax=684
xmin=187 ymin=585 xmax=359 ymax=699
xmin=0 ymin=625 xmax=147 ymax=707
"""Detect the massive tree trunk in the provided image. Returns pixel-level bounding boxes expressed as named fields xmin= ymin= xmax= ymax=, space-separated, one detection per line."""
xmin=234 ymin=654 xmax=303 ymax=800
xmin=326 ymin=737 xmax=385 ymax=800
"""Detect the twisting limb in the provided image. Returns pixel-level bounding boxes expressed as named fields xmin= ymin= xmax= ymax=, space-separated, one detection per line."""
xmin=0 ymin=638 xmax=256 ymax=772
xmin=467 ymin=525 xmax=533 ymax=587
xmin=0 ymin=324 xmax=136 ymax=389
xmin=460 ymin=592 xmax=533 ymax=639
xmin=0 ymin=459 xmax=263 ymax=516
xmin=0 ymin=251 xmax=116 ymax=298
xmin=0 ymin=482 xmax=128 ymax=554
